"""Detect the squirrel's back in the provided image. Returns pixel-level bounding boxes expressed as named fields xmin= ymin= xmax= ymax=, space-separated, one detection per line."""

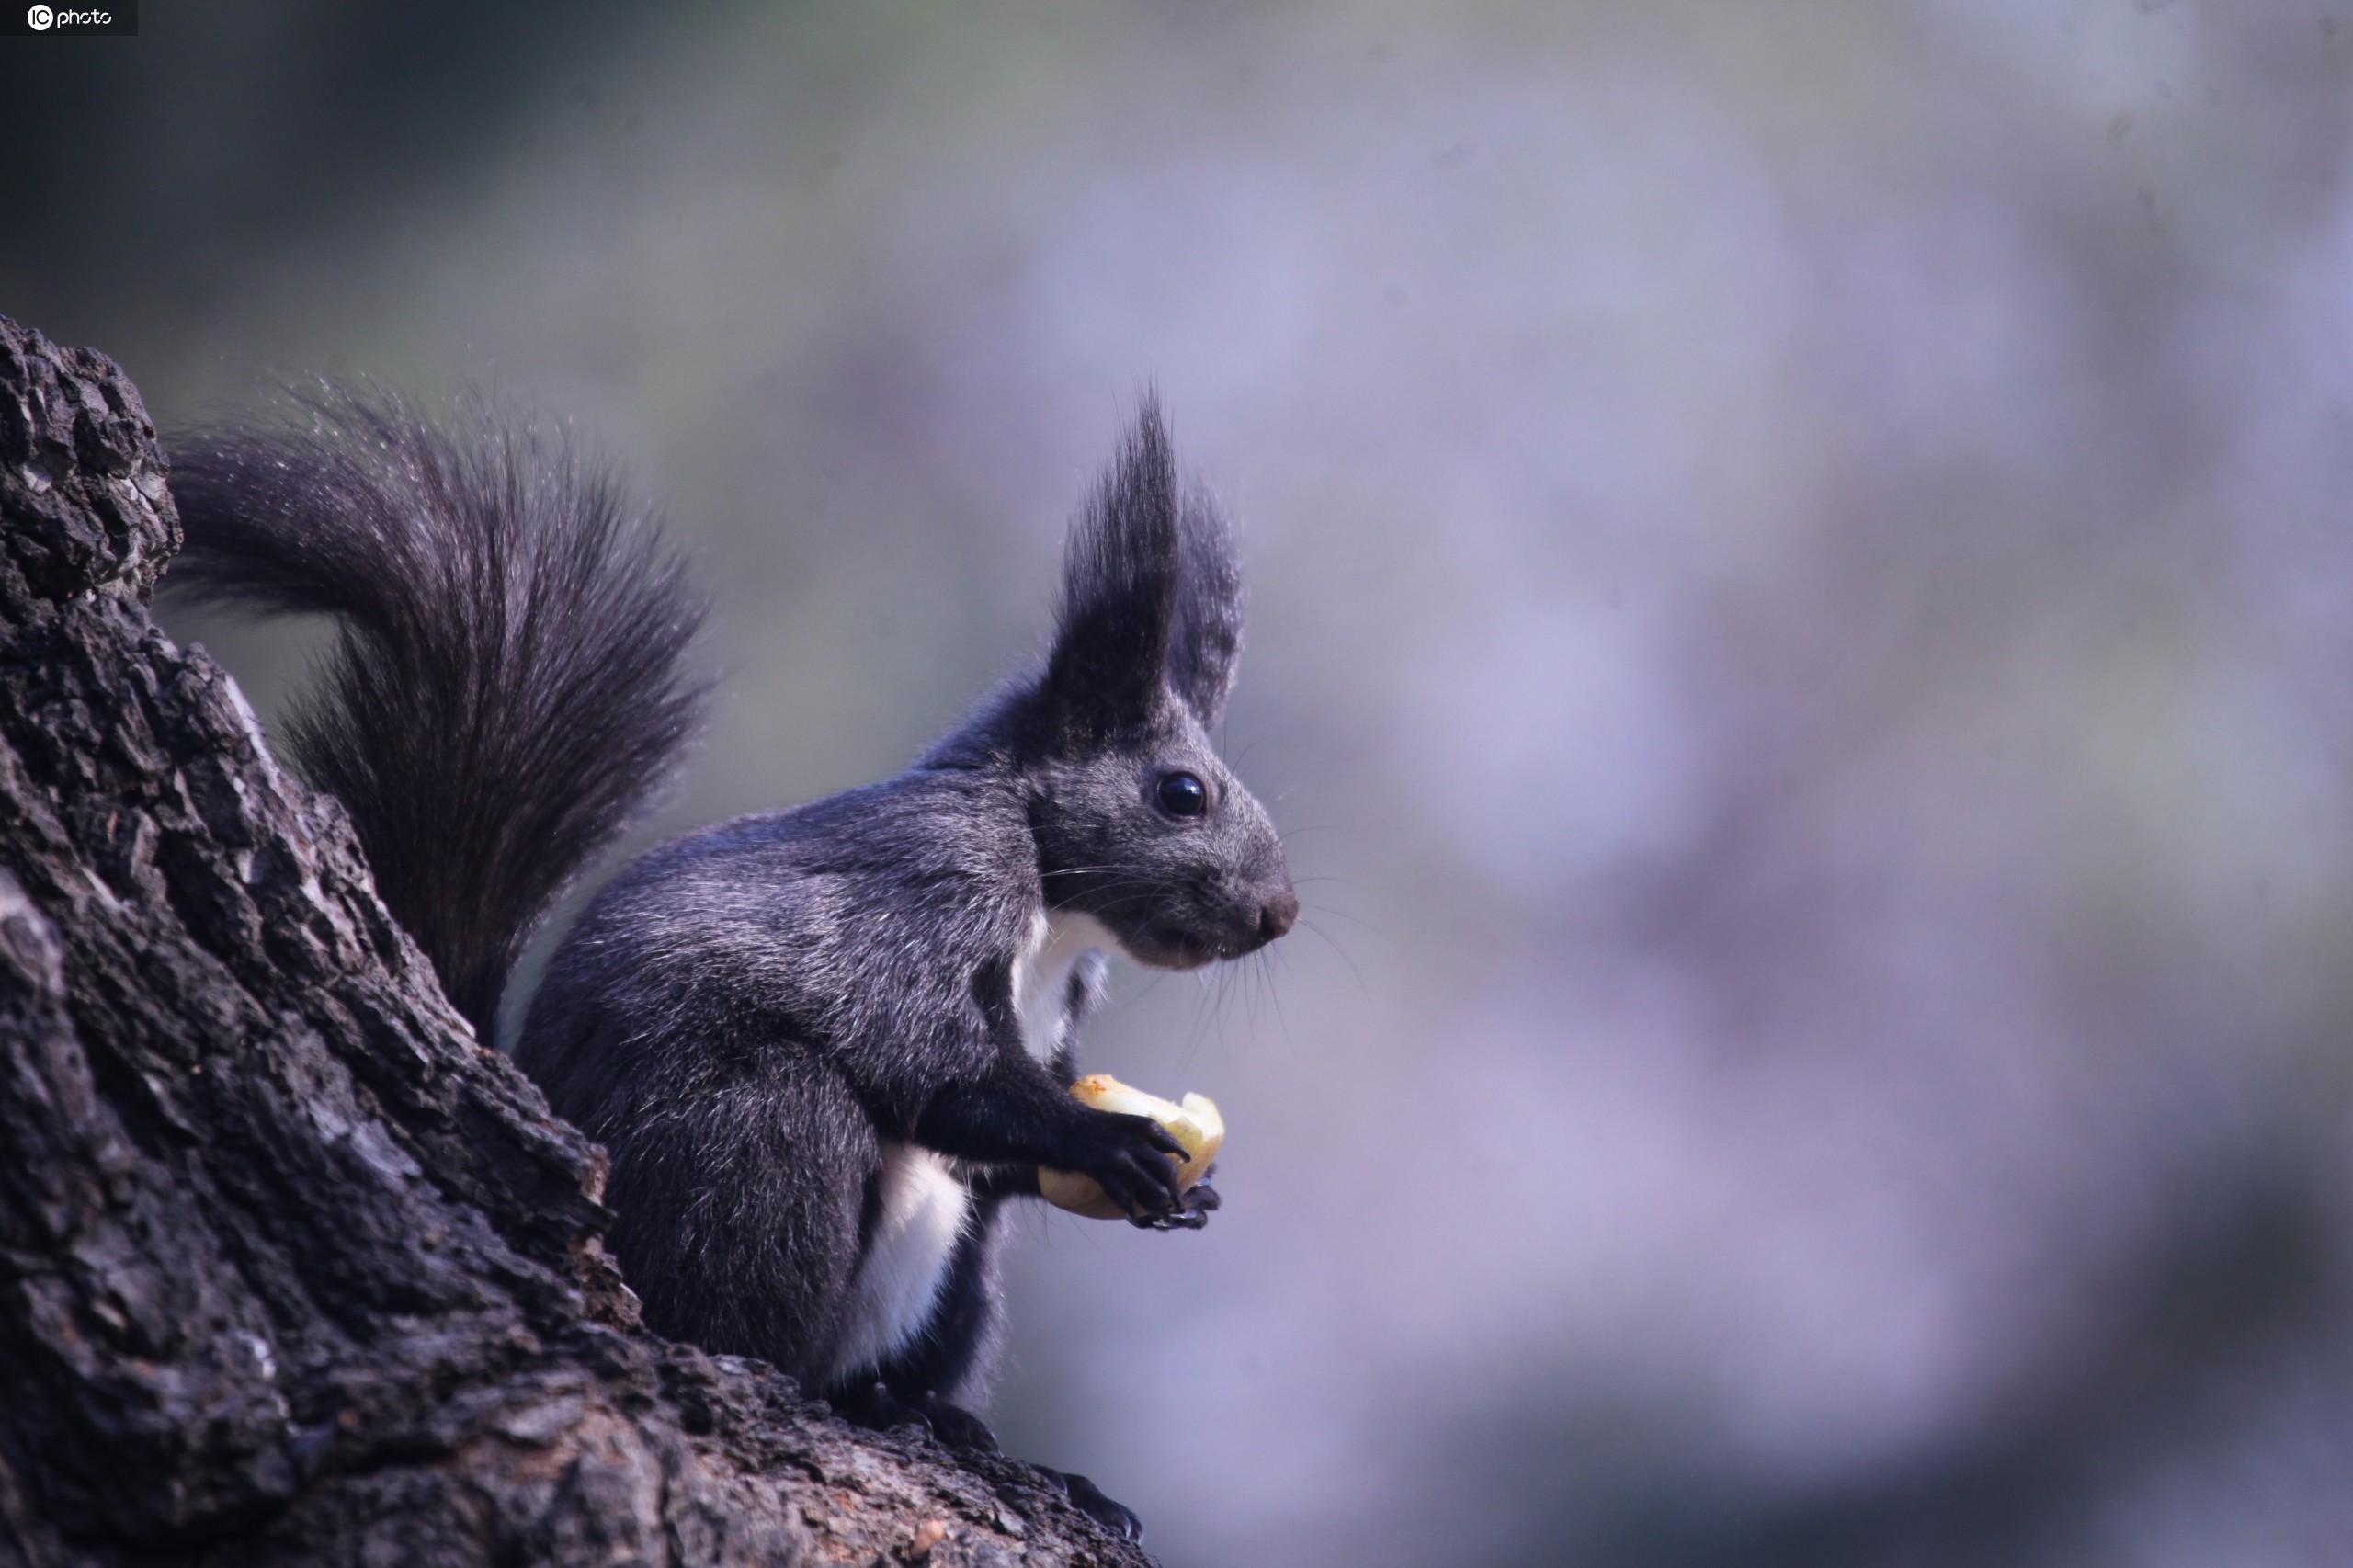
xmin=169 ymin=386 xmax=709 ymax=1040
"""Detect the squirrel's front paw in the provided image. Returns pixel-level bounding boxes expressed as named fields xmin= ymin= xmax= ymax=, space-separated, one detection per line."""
xmin=1039 ymin=1076 xmax=1222 ymax=1220
xmin=1063 ymin=1110 xmax=1188 ymax=1218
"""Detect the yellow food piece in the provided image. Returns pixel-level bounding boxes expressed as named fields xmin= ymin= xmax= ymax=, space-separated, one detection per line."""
xmin=1038 ymin=1074 xmax=1224 ymax=1220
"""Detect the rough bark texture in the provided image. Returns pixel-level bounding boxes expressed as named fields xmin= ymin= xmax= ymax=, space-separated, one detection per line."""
xmin=0 ymin=317 xmax=1157 ymax=1568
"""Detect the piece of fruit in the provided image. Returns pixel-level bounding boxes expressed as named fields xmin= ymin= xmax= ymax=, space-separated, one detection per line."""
xmin=1039 ymin=1074 xmax=1224 ymax=1220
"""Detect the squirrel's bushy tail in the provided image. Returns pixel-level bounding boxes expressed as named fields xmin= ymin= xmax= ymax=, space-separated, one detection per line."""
xmin=169 ymin=385 xmax=708 ymax=1042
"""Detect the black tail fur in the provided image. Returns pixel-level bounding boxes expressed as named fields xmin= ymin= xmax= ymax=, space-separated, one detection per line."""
xmin=168 ymin=385 xmax=709 ymax=1042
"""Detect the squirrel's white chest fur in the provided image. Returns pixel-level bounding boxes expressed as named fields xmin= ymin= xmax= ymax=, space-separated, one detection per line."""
xmin=831 ymin=910 xmax=1120 ymax=1381
xmin=1011 ymin=908 xmax=1121 ymax=1062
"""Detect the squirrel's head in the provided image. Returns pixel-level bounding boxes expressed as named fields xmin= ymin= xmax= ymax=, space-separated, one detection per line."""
xmin=1014 ymin=403 xmax=1296 ymax=971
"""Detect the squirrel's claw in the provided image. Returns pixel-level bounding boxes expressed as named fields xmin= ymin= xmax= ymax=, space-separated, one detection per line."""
xmin=1045 ymin=1469 xmax=1145 ymax=1542
xmin=1130 ymin=1179 xmax=1219 ymax=1231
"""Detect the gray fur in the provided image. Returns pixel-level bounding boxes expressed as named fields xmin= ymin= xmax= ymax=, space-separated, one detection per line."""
xmin=169 ymin=386 xmax=709 ymax=1043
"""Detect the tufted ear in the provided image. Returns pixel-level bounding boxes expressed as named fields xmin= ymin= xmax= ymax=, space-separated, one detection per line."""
xmin=1038 ymin=401 xmax=1245 ymax=744
xmin=1167 ymin=480 xmax=1243 ymax=730
xmin=1040 ymin=402 xmax=1182 ymax=742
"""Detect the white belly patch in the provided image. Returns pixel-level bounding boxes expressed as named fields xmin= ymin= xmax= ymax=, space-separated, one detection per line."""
xmin=830 ymin=1142 xmax=971 ymax=1382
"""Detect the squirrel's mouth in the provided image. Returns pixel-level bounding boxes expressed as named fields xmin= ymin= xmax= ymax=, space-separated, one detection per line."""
xmin=1129 ymin=932 xmax=1218 ymax=971
xmin=1129 ymin=920 xmax=1278 ymax=971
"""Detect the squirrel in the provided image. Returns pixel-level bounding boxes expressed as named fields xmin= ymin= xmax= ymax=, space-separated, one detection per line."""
xmin=166 ymin=385 xmax=1296 ymax=1539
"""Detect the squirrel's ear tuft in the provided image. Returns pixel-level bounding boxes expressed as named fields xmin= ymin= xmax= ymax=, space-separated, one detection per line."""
xmin=1168 ymin=483 xmax=1244 ymax=730
xmin=1041 ymin=401 xmax=1182 ymax=740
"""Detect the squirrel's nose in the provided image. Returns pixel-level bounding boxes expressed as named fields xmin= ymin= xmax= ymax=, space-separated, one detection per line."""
xmin=1257 ymin=887 xmax=1300 ymax=943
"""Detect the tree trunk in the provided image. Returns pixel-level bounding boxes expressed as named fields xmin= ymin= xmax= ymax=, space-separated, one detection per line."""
xmin=0 ymin=316 xmax=1154 ymax=1568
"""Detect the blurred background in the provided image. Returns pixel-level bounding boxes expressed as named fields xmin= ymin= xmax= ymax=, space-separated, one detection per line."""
xmin=9 ymin=3 xmax=2353 ymax=1562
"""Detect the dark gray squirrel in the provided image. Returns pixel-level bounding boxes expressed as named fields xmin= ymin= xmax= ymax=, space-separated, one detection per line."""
xmin=167 ymin=388 xmax=1296 ymax=1540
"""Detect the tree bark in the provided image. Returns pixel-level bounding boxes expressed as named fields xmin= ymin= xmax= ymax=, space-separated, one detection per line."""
xmin=0 ymin=316 xmax=1155 ymax=1568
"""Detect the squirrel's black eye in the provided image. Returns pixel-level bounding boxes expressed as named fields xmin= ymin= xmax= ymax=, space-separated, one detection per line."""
xmin=1156 ymin=772 xmax=1209 ymax=817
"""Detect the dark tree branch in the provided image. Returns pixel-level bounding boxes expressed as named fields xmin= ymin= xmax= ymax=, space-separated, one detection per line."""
xmin=0 ymin=316 xmax=1152 ymax=1568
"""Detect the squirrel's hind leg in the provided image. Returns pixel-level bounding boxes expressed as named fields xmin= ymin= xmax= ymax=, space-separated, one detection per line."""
xmin=605 ymin=1055 xmax=874 ymax=1390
